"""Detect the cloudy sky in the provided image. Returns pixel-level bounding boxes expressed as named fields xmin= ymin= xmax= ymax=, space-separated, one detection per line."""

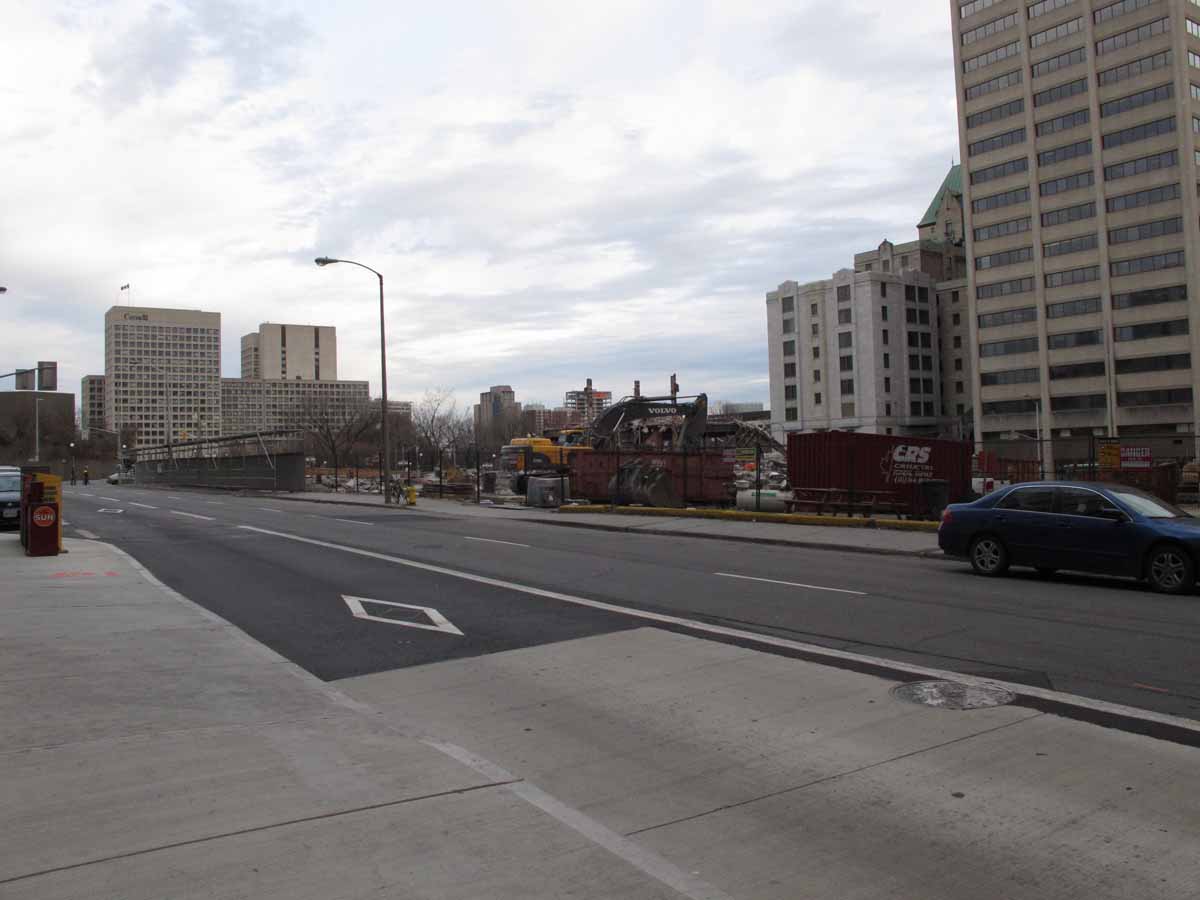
xmin=2 ymin=0 xmax=959 ymax=412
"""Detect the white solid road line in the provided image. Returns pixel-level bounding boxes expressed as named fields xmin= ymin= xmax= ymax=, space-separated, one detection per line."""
xmin=713 ymin=572 xmax=867 ymax=596
xmin=76 ymin=529 xmax=100 ymax=539
xmin=130 ymin=502 xmax=158 ymax=509
xmin=237 ymin=524 xmax=1200 ymax=739
xmin=334 ymin=518 xmax=372 ymax=526
xmin=171 ymin=510 xmax=215 ymax=521
xmin=464 ymin=536 xmax=530 ymax=549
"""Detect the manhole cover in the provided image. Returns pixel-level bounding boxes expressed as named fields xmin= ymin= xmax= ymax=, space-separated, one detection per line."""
xmin=891 ymin=680 xmax=1015 ymax=710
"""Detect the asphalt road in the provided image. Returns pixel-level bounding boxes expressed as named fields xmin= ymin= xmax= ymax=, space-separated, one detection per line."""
xmin=57 ymin=484 xmax=1200 ymax=720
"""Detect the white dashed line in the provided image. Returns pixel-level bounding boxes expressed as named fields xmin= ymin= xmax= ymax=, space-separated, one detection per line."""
xmin=464 ymin=536 xmax=530 ymax=549
xmin=334 ymin=518 xmax=372 ymax=526
xmin=100 ymin=496 xmax=121 ymax=502
xmin=130 ymin=502 xmax=158 ymax=509
xmin=256 ymin=507 xmax=283 ymax=513
xmin=167 ymin=495 xmax=183 ymax=500
xmin=171 ymin=510 xmax=215 ymax=521
xmin=713 ymin=572 xmax=867 ymax=596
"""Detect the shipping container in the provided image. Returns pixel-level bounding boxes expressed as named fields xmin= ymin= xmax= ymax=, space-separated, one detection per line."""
xmin=787 ymin=431 xmax=973 ymax=515
xmin=569 ymin=450 xmax=736 ymax=506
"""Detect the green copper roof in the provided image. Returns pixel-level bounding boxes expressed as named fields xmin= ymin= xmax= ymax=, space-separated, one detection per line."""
xmin=918 ymin=164 xmax=962 ymax=228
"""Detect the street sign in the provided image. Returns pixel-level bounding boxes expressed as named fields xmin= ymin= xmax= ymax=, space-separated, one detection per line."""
xmin=1120 ymin=446 xmax=1152 ymax=470
xmin=1098 ymin=443 xmax=1120 ymax=469
xmin=735 ymin=448 xmax=757 ymax=462
xmin=342 ymin=595 xmax=463 ymax=635
xmin=32 ymin=506 xmax=56 ymax=527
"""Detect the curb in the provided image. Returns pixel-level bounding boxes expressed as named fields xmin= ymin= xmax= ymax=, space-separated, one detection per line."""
xmin=558 ymin=504 xmax=942 ymax=534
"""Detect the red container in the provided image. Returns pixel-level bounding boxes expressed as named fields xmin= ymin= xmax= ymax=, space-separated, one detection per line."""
xmin=569 ymin=450 xmax=735 ymax=506
xmin=787 ymin=431 xmax=972 ymax=514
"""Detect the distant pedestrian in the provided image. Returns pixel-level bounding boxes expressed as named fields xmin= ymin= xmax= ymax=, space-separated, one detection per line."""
xmin=82 ymin=468 xmax=90 ymax=486
xmin=70 ymin=469 xmax=77 ymax=486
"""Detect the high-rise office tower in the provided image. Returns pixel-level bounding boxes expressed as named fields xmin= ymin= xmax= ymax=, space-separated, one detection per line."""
xmin=951 ymin=0 xmax=1200 ymax=466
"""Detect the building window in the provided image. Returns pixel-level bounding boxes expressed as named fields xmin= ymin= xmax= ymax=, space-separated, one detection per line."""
xmin=840 ymin=355 xmax=854 ymax=372
xmin=883 ymin=353 xmax=891 ymax=369
xmin=784 ymin=385 xmax=797 ymax=401
xmin=1041 ymin=200 xmax=1095 ymax=227
xmin=841 ymin=402 xmax=856 ymax=418
xmin=1046 ymin=296 xmax=1101 ymax=318
xmin=840 ymin=378 xmax=855 ymax=395
xmin=880 ymin=282 xmax=888 ymax=297
xmin=881 ymin=305 xmax=888 ymax=320
xmin=963 ymin=41 xmax=1021 ymax=75
xmin=1108 ymin=216 xmax=1183 ymax=245
xmin=1039 ymin=169 xmax=1093 ymax=196
xmin=1031 ymin=45 xmax=1087 ymax=79
xmin=955 ymin=359 xmax=964 ymax=371
xmin=1113 ymin=319 xmax=1189 ymax=341
xmin=1098 ymin=48 xmax=1172 ymax=86
xmin=974 ymin=217 xmax=1031 ymax=243
xmin=865 ymin=263 xmax=873 ymax=271
xmin=1032 ymin=77 xmax=1088 ymax=109
xmin=981 ymin=367 xmax=1039 ymax=386
xmin=813 ymin=393 xmax=822 ymax=406
xmin=910 ymin=401 xmax=922 ymax=416
xmin=972 ymin=186 xmax=1030 ymax=214
xmin=1117 ymin=388 xmax=1193 ymax=407
xmin=980 ymin=336 xmax=1039 ymax=357
xmin=813 ymin=346 xmax=820 ymax=358
xmin=836 ymin=285 xmax=851 ymax=302
xmin=881 ymin=329 xmax=889 ymax=346
xmin=975 ymin=246 xmax=1034 ymax=269
xmin=965 ymin=67 xmax=1022 ymax=102
xmin=923 ymin=356 xmax=934 ymax=371
xmin=1048 ymin=329 xmax=1102 ymax=349
xmin=1037 ymin=138 xmax=1092 ymax=167
xmin=813 ymin=369 xmax=821 ymax=383
xmin=1102 ymin=115 xmax=1176 ymax=151
xmin=1095 ymin=16 xmax=1170 ymax=56
xmin=961 ymin=11 xmax=1019 ymax=46
xmin=785 ymin=407 xmax=799 ymax=421
xmin=838 ymin=332 xmax=853 ymax=348
xmin=884 ymin=377 xmax=892 ymax=393
xmin=838 ymin=308 xmax=852 ymax=324
xmin=1114 ymin=353 xmax=1190 ymax=374
xmin=1044 ymin=233 xmax=1098 ymax=257
xmin=782 ymin=318 xmax=795 ymax=334
xmin=1035 ymin=108 xmax=1089 ymax=138
xmin=1049 ymin=361 xmax=1106 ymax=380
xmin=1104 ymin=149 xmax=1177 ymax=181
xmin=970 ymin=156 xmax=1028 ymax=185
xmin=1044 ymin=265 xmax=1099 ymax=288
xmin=784 ymin=362 xmax=797 ymax=378
xmin=1110 ymin=250 xmax=1185 ymax=277
xmin=1094 ymin=0 xmax=1158 ymax=25
xmin=783 ymin=340 xmax=796 ymax=356
xmin=811 ymin=323 xmax=820 ymax=336
xmin=1112 ymin=284 xmax=1186 ymax=309
xmin=905 ymin=285 xmax=916 ymax=302
xmin=811 ymin=303 xmax=819 ymax=315
xmin=1100 ymin=82 xmax=1173 ymax=118
xmin=781 ymin=297 xmax=794 ymax=313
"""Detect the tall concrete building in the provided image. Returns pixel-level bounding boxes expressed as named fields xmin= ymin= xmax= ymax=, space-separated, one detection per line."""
xmin=563 ymin=379 xmax=612 ymax=427
xmin=767 ymin=169 xmax=969 ymax=438
xmin=474 ymin=385 xmax=522 ymax=439
xmin=951 ymin=0 xmax=1200 ymax=462
xmin=221 ymin=378 xmax=369 ymax=435
xmin=104 ymin=306 xmax=222 ymax=450
xmin=240 ymin=323 xmax=337 ymax=381
xmin=80 ymin=375 xmax=106 ymax=433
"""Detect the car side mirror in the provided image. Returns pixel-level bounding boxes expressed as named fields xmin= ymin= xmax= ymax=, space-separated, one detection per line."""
xmin=1098 ymin=508 xmax=1127 ymax=523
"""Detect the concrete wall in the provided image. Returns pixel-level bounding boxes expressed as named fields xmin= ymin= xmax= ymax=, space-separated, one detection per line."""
xmin=135 ymin=452 xmax=305 ymax=491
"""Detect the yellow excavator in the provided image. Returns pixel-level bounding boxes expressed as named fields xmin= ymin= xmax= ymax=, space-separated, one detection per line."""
xmin=498 ymin=429 xmax=591 ymax=493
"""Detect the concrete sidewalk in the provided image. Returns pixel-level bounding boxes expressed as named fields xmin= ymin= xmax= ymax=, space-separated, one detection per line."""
xmin=4 ymin=534 xmax=1198 ymax=899
xmin=255 ymin=490 xmax=944 ymax=556
xmin=0 ymin=535 xmax=717 ymax=900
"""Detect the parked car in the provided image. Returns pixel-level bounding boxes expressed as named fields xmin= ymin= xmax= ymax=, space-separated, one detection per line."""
xmin=0 ymin=466 xmax=21 ymax=530
xmin=107 ymin=470 xmax=135 ymax=485
xmin=938 ymin=481 xmax=1200 ymax=594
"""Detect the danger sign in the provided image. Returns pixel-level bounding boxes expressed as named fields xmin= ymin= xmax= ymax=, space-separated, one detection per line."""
xmin=32 ymin=506 xmax=56 ymax=527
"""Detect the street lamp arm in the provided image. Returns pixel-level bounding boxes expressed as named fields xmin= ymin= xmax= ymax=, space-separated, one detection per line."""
xmin=314 ymin=257 xmax=382 ymax=282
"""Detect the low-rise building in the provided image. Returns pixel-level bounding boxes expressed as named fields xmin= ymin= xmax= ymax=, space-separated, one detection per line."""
xmin=221 ymin=378 xmax=369 ymax=436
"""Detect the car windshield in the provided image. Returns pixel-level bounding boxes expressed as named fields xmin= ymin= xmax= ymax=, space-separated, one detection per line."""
xmin=0 ymin=475 xmax=20 ymax=492
xmin=1108 ymin=488 xmax=1189 ymax=519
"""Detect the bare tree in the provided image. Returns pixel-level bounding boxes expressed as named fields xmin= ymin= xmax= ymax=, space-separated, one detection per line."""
xmin=294 ymin=396 xmax=378 ymax=489
xmin=411 ymin=388 xmax=461 ymax=453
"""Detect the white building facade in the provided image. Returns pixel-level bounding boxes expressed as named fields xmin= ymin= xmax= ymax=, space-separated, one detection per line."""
xmin=104 ymin=306 xmax=222 ymax=450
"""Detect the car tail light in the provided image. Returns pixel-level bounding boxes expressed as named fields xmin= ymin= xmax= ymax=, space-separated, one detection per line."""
xmin=940 ymin=508 xmax=953 ymax=529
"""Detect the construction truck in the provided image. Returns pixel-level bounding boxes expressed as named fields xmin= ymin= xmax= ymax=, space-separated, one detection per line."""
xmin=498 ymin=430 xmax=592 ymax=494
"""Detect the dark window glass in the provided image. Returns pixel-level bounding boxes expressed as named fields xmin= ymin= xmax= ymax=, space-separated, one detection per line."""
xmin=1039 ymin=169 xmax=1093 ymax=196
xmin=839 ymin=355 xmax=854 ymax=371
xmin=783 ymin=363 xmax=797 ymax=378
xmin=972 ymin=186 xmax=1031 ymax=213
xmin=1037 ymin=138 xmax=1091 ymax=167
xmin=977 ymin=276 xmax=1035 ymax=299
xmin=1114 ymin=353 xmax=1190 ymax=374
xmin=969 ymin=127 xmax=1026 ymax=157
xmin=838 ymin=332 xmax=853 ymax=348
xmin=838 ymin=308 xmax=852 ymax=324
xmin=962 ymin=11 xmax=1019 ymax=46
xmin=785 ymin=407 xmax=799 ymax=421
xmin=784 ymin=385 xmax=797 ymax=400
xmin=965 ymin=68 xmax=1022 ymax=102
xmin=1107 ymin=216 xmax=1183 ymax=244
xmin=1113 ymin=319 xmax=1189 ymax=341
xmin=1028 ymin=0 xmax=1075 ymax=19
xmin=1049 ymin=360 xmax=1105 ymax=379
xmin=836 ymin=284 xmax=851 ymax=302
xmin=1112 ymin=284 xmax=1186 ymax=309
xmin=964 ymin=41 xmax=1021 ymax=74
xmin=1044 ymin=265 xmax=1099 ymax=288
xmin=998 ymin=486 xmax=1054 ymax=511
xmin=1104 ymin=149 xmax=1177 ymax=181
xmin=1117 ymin=387 xmax=1193 ymax=406
xmin=1050 ymin=393 xmax=1107 ymax=411
xmin=975 ymin=246 xmax=1033 ymax=269
xmin=1031 ymin=45 xmax=1087 ymax=79
xmin=1100 ymin=82 xmax=1173 ymax=118
xmin=1095 ymin=16 xmax=1170 ymax=56
xmin=980 ymin=336 xmax=1039 ymax=356
xmin=1047 ymin=329 xmax=1102 ymax=349
xmin=1105 ymin=182 xmax=1180 ymax=212
xmin=782 ymin=340 xmax=795 ymax=356
xmin=781 ymin=297 xmax=795 ymax=313
xmin=1035 ymin=108 xmax=1089 ymax=137
xmin=840 ymin=378 xmax=854 ymax=394
xmin=974 ymin=216 xmax=1032 ymax=242
xmin=1046 ymin=296 xmax=1101 ymax=318
xmin=966 ymin=98 xmax=1025 ymax=129
xmin=1043 ymin=233 xmax=1098 ymax=256
xmin=1110 ymin=249 xmax=1185 ymax=277
xmin=1094 ymin=0 xmax=1158 ymax=25
xmin=1101 ymin=115 xmax=1176 ymax=150
xmin=978 ymin=307 xmax=1037 ymax=328
xmin=1040 ymin=200 xmax=1095 ymax=227
xmin=1030 ymin=17 xmax=1082 ymax=49
xmin=1097 ymin=48 xmax=1171 ymax=86
xmin=980 ymin=367 xmax=1039 ymax=385
xmin=1033 ymin=77 xmax=1088 ymax=108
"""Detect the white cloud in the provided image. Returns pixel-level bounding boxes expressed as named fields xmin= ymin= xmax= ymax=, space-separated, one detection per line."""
xmin=0 ymin=0 xmax=958 ymax=414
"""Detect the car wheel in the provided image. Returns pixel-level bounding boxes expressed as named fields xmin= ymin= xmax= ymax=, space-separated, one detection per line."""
xmin=1035 ymin=567 xmax=1057 ymax=578
xmin=1145 ymin=544 xmax=1194 ymax=595
xmin=969 ymin=535 xmax=1009 ymax=577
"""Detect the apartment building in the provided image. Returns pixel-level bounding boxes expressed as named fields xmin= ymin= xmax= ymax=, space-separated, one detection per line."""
xmin=563 ymin=378 xmax=612 ymax=426
xmin=80 ymin=375 xmax=106 ymax=433
xmin=767 ymin=266 xmax=945 ymax=437
xmin=221 ymin=378 xmax=369 ymax=435
xmin=474 ymin=385 xmax=522 ymax=438
xmin=240 ymin=323 xmax=337 ymax=381
xmin=104 ymin=306 xmax=222 ymax=450
xmin=951 ymin=0 xmax=1200 ymax=463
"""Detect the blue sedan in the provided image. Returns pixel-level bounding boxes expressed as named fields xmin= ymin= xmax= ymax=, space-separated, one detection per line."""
xmin=938 ymin=481 xmax=1200 ymax=594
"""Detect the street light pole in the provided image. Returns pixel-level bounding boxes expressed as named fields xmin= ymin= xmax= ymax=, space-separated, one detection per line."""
xmin=315 ymin=257 xmax=391 ymax=505
xmin=34 ymin=398 xmax=42 ymax=462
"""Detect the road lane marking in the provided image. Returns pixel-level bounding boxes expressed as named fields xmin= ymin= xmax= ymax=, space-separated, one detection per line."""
xmin=97 ymin=509 xmax=123 ymax=514
xmin=206 ymin=501 xmax=225 ymax=505
xmin=100 ymin=496 xmax=121 ymax=502
xmin=167 ymin=495 xmax=182 ymax=500
xmin=130 ymin=502 xmax=158 ymax=509
xmin=78 ymin=493 xmax=95 ymax=497
xmin=464 ymin=536 xmax=530 ymax=548
xmin=713 ymin=572 xmax=867 ymax=596
xmin=334 ymin=518 xmax=372 ymax=526
xmin=256 ymin=507 xmax=283 ymax=513
xmin=343 ymin=596 xmax=464 ymax=635
xmin=171 ymin=510 xmax=215 ymax=521
xmin=76 ymin=529 xmax=100 ymax=539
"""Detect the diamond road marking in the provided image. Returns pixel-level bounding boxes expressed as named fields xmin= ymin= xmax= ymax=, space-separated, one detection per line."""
xmin=342 ymin=595 xmax=464 ymax=636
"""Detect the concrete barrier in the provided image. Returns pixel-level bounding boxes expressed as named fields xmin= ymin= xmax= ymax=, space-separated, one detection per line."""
xmin=135 ymin=452 xmax=305 ymax=491
xmin=557 ymin=504 xmax=942 ymax=533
